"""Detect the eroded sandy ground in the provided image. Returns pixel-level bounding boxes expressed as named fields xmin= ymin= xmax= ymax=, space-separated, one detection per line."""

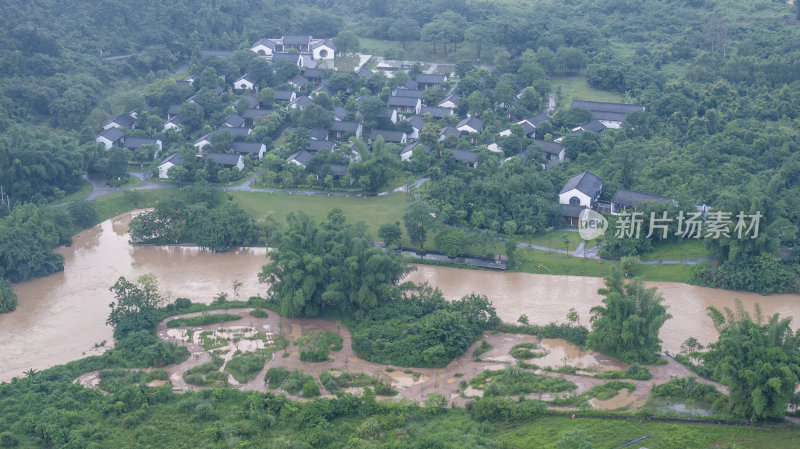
xmin=76 ymin=309 xmax=724 ymax=412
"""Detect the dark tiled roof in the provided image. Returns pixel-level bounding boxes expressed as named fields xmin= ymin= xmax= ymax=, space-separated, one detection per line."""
xmin=274 ymin=90 xmax=294 ymax=101
xmin=303 ymin=68 xmax=322 ymax=79
xmin=534 ymin=140 xmax=564 ymax=155
xmin=393 ymin=89 xmax=425 ymax=99
xmin=293 ymin=96 xmax=313 ymax=107
xmin=388 ymin=96 xmax=420 ymax=107
xmin=403 ymin=79 xmax=420 ymax=90
xmin=519 ymin=121 xmax=536 ymax=136
xmin=252 ymin=39 xmax=276 ymax=49
xmin=571 ymin=100 xmax=645 ymax=114
xmin=283 ymin=35 xmax=312 ymax=45
xmin=415 ymin=74 xmax=446 ymax=84
xmin=591 ymin=111 xmax=629 ymax=122
xmin=312 ymin=39 xmax=336 ymax=50
xmin=402 ymin=142 xmax=432 ymax=154
xmin=225 ymin=114 xmax=245 ymax=127
xmin=272 ymin=53 xmax=302 ymax=64
xmin=99 ymin=128 xmax=125 ymax=141
xmin=440 ymin=126 xmax=460 ymax=137
xmin=370 ymin=129 xmax=406 ymax=142
xmin=206 ymin=152 xmax=242 ymax=167
xmin=420 ymin=106 xmax=452 ymax=118
xmin=243 ymin=108 xmax=272 ymax=119
xmin=307 ymin=140 xmax=336 ymax=152
xmin=611 ymin=189 xmax=673 ymax=207
xmin=452 ymin=149 xmax=477 ymax=163
xmin=124 ymin=138 xmax=158 ymax=149
xmin=287 ymin=150 xmax=313 ymax=166
xmin=160 ymin=153 xmax=183 ymax=166
xmin=576 ymin=120 xmax=606 ymax=133
xmin=217 ymin=127 xmax=251 ymax=137
xmin=110 ymin=114 xmax=135 ymax=127
xmin=357 ymin=68 xmax=373 ymax=79
xmin=525 ymin=113 xmax=551 ymax=126
xmin=560 ymin=171 xmax=602 ymax=196
xmin=328 ymin=164 xmax=348 ymax=176
xmin=231 ymin=142 xmax=264 ymax=154
xmin=561 ymin=204 xmax=586 ymax=218
xmin=245 ymin=95 xmax=259 ymax=109
xmin=333 ymin=106 xmax=349 ymax=120
xmin=457 ymin=116 xmax=484 ymax=132
xmin=328 ymin=121 xmax=359 ymax=132
xmin=309 ymin=128 xmax=329 ymax=140
xmin=290 ymin=74 xmax=309 ymax=87
xmin=407 ymin=115 xmax=426 ymax=129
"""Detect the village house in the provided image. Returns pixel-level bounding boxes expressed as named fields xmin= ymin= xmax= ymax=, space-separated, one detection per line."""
xmin=274 ymin=90 xmax=297 ymax=103
xmin=610 ymin=189 xmax=676 ymax=215
xmin=536 ymin=140 xmax=565 ymax=165
xmin=306 ymin=140 xmax=336 ymax=152
xmin=328 ymin=121 xmax=362 ymax=139
xmin=400 ymin=142 xmax=432 ymax=161
xmin=231 ymin=142 xmax=267 ymax=160
xmin=157 ymin=153 xmax=183 ymax=179
xmin=124 ymin=137 xmax=162 ymax=153
xmin=250 ymin=35 xmax=336 ymax=61
xmin=96 ymin=127 xmax=125 ymax=149
xmin=333 ymin=106 xmax=349 ymax=121
xmin=242 ymin=109 xmax=273 ymax=127
xmin=452 ymin=149 xmax=478 ymax=168
xmin=559 ymin=171 xmax=603 ymax=207
xmin=393 ymin=88 xmax=425 ymax=99
xmin=234 ymin=74 xmax=255 ymax=90
xmin=370 ymin=129 xmax=407 ymax=144
xmin=414 ymin=73 xmax=447 ymax=89
xmin=388 ymin=96 xmax=422 ymax=116
xmin=571 ymin=119 xmax=607 ymax=134
xmin=405 ymin=115 xmax=426 ymax=140
xmin=290 ymin=96 xmax=313 ymax=109
xmin=571 ymin=100 xmax=644 ymax=129
xmin=224 ymin=114 xmax=245 ymax=128
xmin=287 ymin=150 xmax=314 ymax=168
xmin=103 ymin=113 xmax=136 ymax=130
xmin=420 ymin=106 xmax=453 ymax=119
xmin=438 ymin=92 xmax=459 ymax=109
xmin=207 ymin=152 xmax=245 ymax=171
xmin=162 ymin=116 xmax=182 ymax=133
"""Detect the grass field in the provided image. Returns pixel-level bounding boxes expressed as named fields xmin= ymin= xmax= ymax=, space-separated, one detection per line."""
xmin=497 ymin=416 xmax=800 ymax=449
xmin=551 ymin=75 xmax=625 ymax=108
xmin=640 ymin=239 xmax=710 ymax=262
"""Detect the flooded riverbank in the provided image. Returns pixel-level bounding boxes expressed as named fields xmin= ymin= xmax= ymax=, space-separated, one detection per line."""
xmin=2 ymin=212 xmax=799 ymax=382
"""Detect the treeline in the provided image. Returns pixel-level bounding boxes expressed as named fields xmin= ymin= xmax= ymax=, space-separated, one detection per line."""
xmin=128 ymin=183 xmax=259 ymax=252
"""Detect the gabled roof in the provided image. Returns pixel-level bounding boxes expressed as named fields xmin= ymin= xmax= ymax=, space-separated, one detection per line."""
xmin=611 ymin=189 xmax=673 ymax=207
xmin=245 ymin=95 xmax=259 ymax=109
xmin=414 ymin=74 xmax=447 ymax=84
xmin=388 ymin=96 xmax=420 ymax=107
xmin=252 ymin=39 xmax=276 ymax=49
xmin=307 ymin=140 xmax=336 ymax=152
xmin=235 ymin=74 xmax=255 ymax=84
xmin=274 ymin=90 xmax=295 ymax=101
xmin=309 ymin=128 xmax=329 ymax=140
xmin=571 ymin=100 xmax=645 ymax=114
xmin=159 ymin=153 xmax=183 ymax=167
xmin=560 ymin=171 xmax=603 ymax=196
xmin=357 ymin=68 xmax=373 ymax=79
xmin=439 ymin=92 xmax=459 ymax=106
xmin=225 ymin=114 xmax=245 ymax=127
xmin=575 ymin=120 xmax=606 ymax=133
xmin=328 ymin=121 xmax=360 ymax=132
xmin=231 ymin=142 xmax=264 ymax=154
xmin=401 ymin=142 xmax=432 ymax=155
xmin=283 ymin=35 xmax=312 ymax=45
xmin=195 ymin=133 xmax=212 ymax=144
xmin=420 ymin=106 xmax=452 ymax=118
xmin=452 ymin=149 xmax=478 ymax=163
xmin=243 ymin=108 xmax=272 ymax=119
xmin=440 ymin=126 xmax=460 ymax=138
xmin=314 ymin=79 xmax=332 ymax=96
xmin=333 ymin=106 xmax=349 ymax=121
xmin=109 ymin=114 xmax=135 ymax=127
xmin=124 ymin=138 xmax=159 ymax=149
xmin=206 ymin=152 xmax=242 ymax=167
xmin=407 ymin=115 xmax=426 ymax=129
xmin=217 ymin=127 xmax=251 ymax=137
xmin=312 ymin=39 xmax=336 ymax=50
xmin=290 ymin=74 xmax=309 ymax=87
xmin=519 ymin=121 xmax=536 ymax=136
xmin=393 ymin=88 xmax=425 ymax=99
xmin=287 ymin=150 xmax=313 ymax=166
xmin=403 ymin=79 xmax=420 ymax=90
xmin=534 ymin=140 xmax=564 ymax=155
xmin=370 ymin=129 xmax=406 ymax=142
xmin=303 ymin=68 xmax=322 ymax=79
xmin=292 ymin=96 xmax=313 ymax=107
xmin=99 ymin=127 xmax=125 ymax=141
xmin=272 ymin=53 xmax=302 ymax=64
xmin=457 ymin=116 xmax=484 ymax=132
xmin=524 ymin=113 xmax=551 ymax=127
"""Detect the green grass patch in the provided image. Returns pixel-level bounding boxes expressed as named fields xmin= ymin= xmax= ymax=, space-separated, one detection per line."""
xmin=497 ymin=416 xmax=800 ymax=449
xmin=166 ymin=313 xmax=241 ymax=328
xmin=551 ymin=74 xmax=624 ymax=108
xmin=92 ymin=189 xmax=175 ymax=221
xmin=295 ymin=331 xmax=343 ymax=362
xmin=640 ymin=239 xmax=710 ymax=261
xmin=51 ymin=179 xmax=92 ymax=205
xmin=183 ymin=355 xmax=225 ymax=386
xmin=282 ymin=370 xmax=318 ymax=397
xmin=229 ymin=191 xmax=409 ymax=237
xmin=528 ymin=230 xmax=587 ymax=251
xmin=585 ymin=381 xmax=636 ymax=400
xmin=320 ymin=371 xmax=398 ymax=397
xmin=510 ymin=342 xmax=547 ymax=360
xmin=594 ymin=363 xmax=652 ymax=381
xmin=224 ymin=354 xmax=266 ymax=383
xmin=470 ymin=366 xmax=576 ymax=397
xmin=98 ymin=369 xmax=169 ymax=393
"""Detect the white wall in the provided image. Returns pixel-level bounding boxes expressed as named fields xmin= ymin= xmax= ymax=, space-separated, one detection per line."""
xmin=558 ymin=189 xmax=592 ymax=207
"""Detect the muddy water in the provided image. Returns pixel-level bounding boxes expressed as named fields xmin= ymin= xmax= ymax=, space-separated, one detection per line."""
xmin=406 ymin=265 xmax=800 ymax=355
xmin=0 ymin=212 xmax=267 ymax=382
xmin=4 ymin=213 xmax=800 ymax=383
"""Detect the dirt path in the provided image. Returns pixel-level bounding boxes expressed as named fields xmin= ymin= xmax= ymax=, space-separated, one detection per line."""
xmin=78 ymin=309 xmax=726 ymax=411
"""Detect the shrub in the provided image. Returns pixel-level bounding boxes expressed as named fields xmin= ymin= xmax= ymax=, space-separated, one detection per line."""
xmin=174 ymin=298 xmax=192 ymax=309
xmin=183 ymin=373 xmax=207 ymax=386
xmin=510 ymin=342 xmax=547 ymax=359
xmin=301 ymin=380 xmax=320 ymax=398
xmin=0 ymin=432 xmax=18 ymax=447
xmin=300 ymin=346 xmax=329 ymax=362
xmin=585 ymin=381 xmax=635 ymax=400
xmin=224 ymin=355 xmax=266 ymax=383
xmin=472 ymin=367 xmax=576 ymax=396
xmin=594 ymin=363 xmax=652 ymax=381
xmin=166 ymin=313 xmax=241 ymax=328
xmin=651 ymin=377 xmax=724 ymax=404
xmin=265 ymin=367 xmax=290 ymax=389
xmin=283 ymin=370 xmax=315 ymax=395
xmin=473 ymin=340 xmax=492 ymax=357
xmin=496 ymin=322 xmax=589 ymax=346
xmin=249 ymin=309 xmax=269 ymax=318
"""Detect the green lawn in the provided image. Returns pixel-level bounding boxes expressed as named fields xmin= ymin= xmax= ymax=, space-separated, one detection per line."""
xmin=551 ymin=75 xmax=624 ymax=109
xmin=640 ymin=239 xmax=710 ymax=262
xmin=498 ymin=416 xmax=800 ymax=449
xmin=229 ymin=191 xmax=410 ymax=237
xmin=51 ymin=179 xmax=92 ymax=205
xmin=528 ymin=230 xmax=589 ymax=251
xmin=92 ymin=189 xmax=176 ymax=221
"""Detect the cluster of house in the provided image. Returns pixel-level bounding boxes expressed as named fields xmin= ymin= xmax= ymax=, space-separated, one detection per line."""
xmin=94 ymin=34 xmax=651 ymax=196
xmin=557 ymin=171 xmax=676 ymax=226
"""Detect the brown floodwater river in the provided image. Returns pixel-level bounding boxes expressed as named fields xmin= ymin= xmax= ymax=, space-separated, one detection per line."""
xmin=2 ymin=212 xmax=799 ymax=382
